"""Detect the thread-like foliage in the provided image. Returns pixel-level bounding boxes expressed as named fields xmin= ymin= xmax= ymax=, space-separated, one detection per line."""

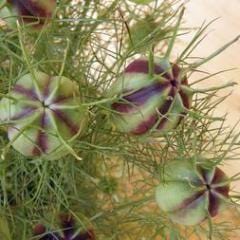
xmin=0 ymin=0 xmax=239 ymax=239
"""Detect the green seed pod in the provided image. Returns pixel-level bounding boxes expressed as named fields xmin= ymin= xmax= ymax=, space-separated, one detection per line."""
xmin=0 ymin=71 xmax=87 ymax=159
xmin=107 ymin=57 xmax=193 ymax=135
xmin=155 ymin=160 xmax=230 ymax=225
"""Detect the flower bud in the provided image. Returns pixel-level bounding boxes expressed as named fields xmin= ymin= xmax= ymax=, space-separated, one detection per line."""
xmin=6 ymin=0 xmax=56 ymax=28
xmin=107 ymin=58 xmax=193 ymax=135
xmin=0 ymin=71 xmax=87 ymax=159
xmin=155 ymin=161 xmax=230 ymax=225
xmin=128 ymin=16 xmax=159 ymax=51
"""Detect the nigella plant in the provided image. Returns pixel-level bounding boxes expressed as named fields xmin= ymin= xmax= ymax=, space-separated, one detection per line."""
xmin=6 ymin=0 xmax=56 ymax=28
xmin=0 ymin=2 xmax=240 ymax=240
xmin=33 ymin=214 xmax=95 ymax=240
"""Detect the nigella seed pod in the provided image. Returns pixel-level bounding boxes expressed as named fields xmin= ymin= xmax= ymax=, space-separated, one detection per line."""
xmin=0 ymin=71 xmax=87 ymax=159
xmin=6 ymin=0 xmax=56 ymax=28
xmin=107 ymin=58 xmax=193 ymax=135
xmin=33 ymin=214 xmax=95 ymax=240
xmin=155 ymin=161 xmax=230 ymax=225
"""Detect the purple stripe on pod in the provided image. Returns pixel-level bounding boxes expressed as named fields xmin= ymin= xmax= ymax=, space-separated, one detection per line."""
xmin=208 ymin=191 xmax=220 ymax=217
xmin=158 ymin=88 xmax=175 ymax=116
xmin=214 ymin=185 xmax=230 ymax=198
xmin=52 ymin=109 xmax=79 ymax=135
xmin=11 ymin=1 xmax=42 ymax=24
xmin=212 ymin=167 xmax=227 ymax=185
xmin=52 ymin=95 xmax=72 ymax=104
xmin=32 ymin=111 xmax=48 ymax=156
xmin=132 ymin=87 xmax=175 ymax=134
xmin=179 ymin=90 xmax=191 ymax=109
xmin=172 ymin=64 xmax=180 ymax=78
xmin=111 ymin=101 xmax=134 ymax=113
xmin=156 ymin=117 xmax=167 ymax=131
xmin=16 ymin=0 xmax=54 ymax=18
xmin=123 ymin=82 xmax=169 ymax=106
xmin=124 ymin=59 xmax=171 ymax=80
xmin=112 ymin=83 xmax=169 ymax=113
xmin=177 ymin=190 xmax=206 ymax=212
xmin=59 ymin=214 xmax=75 ymax=239
xmin=13 ymin=84 xmax=39 ymax=100
xmin=132 ymin=115 xmax=157 ymax=135
xmin=9 ymin=0 xmax=56 ymax=28
xmin=11 ymin=107 xmax=36 ymax=121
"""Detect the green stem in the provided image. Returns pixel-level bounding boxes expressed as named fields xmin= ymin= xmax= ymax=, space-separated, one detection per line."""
xmin=191 ymin=82 xmax=237 ymax=94
xmin=190 ymin=68 xmax=236 ymax=86
xmin=165 ymin=7 xmax=185 ymax=59
xmin=148 ymin=45 xmax=155 ymax=77
xmin=17 ymin=22 xmax=42 ymax=97
xmin=48 ymin=38 xmax=70 ymax=99
xmin=82 ymin=96 xmax=118 ymax=107
xmin=190 ymin=34 xmax=240 ymax=70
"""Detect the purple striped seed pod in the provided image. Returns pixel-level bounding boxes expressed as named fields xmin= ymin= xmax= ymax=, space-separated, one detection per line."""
xmin=155 ymin=161 xmax=230 ymax=225
xmin=0 ymin=71 xmax=87 ymax=159
xmin=7 ymin=0 xmax=56 ymax=28
xmin=33 ymin=214 xmax=95 ymax=240
xmin=108 ymin=58 xmax=193 ymax=135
